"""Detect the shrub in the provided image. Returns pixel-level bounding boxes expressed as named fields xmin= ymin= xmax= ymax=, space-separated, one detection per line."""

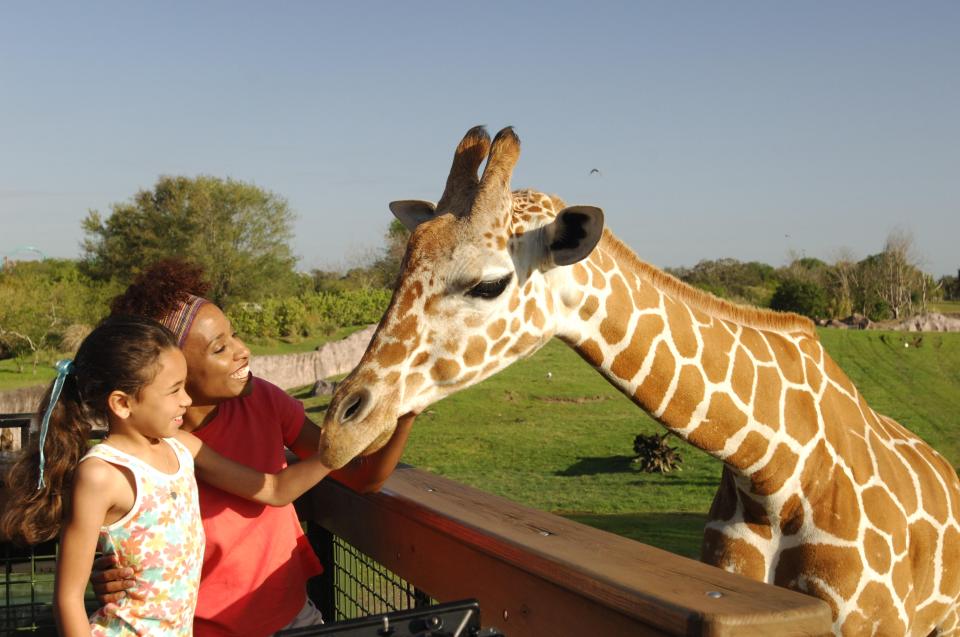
xmin=227 ymin=288 xmax=391 ymax=342
xmin=275 ymin=297 xmax=308 ymax=337
xmin=632 ymin=433 xmax=683 ymax=473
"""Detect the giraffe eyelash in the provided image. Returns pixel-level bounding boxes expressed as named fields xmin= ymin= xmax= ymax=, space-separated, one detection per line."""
xmin=465 ymin=275 xmax=513 ymax=300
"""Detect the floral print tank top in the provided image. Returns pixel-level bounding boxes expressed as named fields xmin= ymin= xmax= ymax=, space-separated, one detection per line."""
xmin=82 ymin=438 xmax=205 ymax=636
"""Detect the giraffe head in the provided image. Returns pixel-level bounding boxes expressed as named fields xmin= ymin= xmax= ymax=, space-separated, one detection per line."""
xmin=318 ymin=126 xmax=605 ymax=468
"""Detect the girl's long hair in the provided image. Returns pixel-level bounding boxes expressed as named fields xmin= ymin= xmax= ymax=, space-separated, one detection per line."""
xmin=1 ymin=316 xmax=177 ymax=545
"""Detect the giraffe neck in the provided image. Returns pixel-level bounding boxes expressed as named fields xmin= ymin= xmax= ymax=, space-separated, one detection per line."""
xmin=553 ymin=231 xmax=818 ymax=483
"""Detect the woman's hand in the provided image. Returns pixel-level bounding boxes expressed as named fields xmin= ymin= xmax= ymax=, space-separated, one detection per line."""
xmin=331 ymin=412 xmax=416 ymax=493
xmin=90 ymin=555 xmax=141 ymax=609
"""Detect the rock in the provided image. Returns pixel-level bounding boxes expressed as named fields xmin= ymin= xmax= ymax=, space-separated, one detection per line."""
xmin=844 ymin=314 xmax=872 ymax=330
xmin=310 ymin=379 xmax=338 ymax=397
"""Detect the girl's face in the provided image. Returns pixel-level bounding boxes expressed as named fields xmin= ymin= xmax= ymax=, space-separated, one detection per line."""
xmin=180 ymin=303 xmax=252 ymax=405
xmin=126 ymin=347 xmax=192 ymax=439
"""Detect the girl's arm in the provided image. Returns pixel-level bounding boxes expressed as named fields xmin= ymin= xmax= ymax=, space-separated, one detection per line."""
xmin=55 ymin=461 xmax=119 ymax=637
xmin=175 ymin=432 xmax=332 ymax=506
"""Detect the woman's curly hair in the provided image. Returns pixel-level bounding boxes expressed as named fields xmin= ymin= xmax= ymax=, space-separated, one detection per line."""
xmin=110 ymin=259 xmax=213 ymax=320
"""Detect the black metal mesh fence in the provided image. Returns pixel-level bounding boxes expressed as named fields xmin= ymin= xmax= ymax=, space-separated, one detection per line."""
xmin=1 ymin=540 xmax=59 ymax=635
xmin=306 ymin=522 xmax=433 ymax=624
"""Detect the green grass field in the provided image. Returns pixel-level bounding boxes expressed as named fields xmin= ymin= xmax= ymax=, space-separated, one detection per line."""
xmin=299 ymin=329 xmax=960 ymax=560
xmin=0 ymin=359 xmax=58 ymax=392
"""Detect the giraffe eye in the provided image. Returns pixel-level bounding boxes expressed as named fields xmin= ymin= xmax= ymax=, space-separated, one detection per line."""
xmin=466 ymin=275 xmax=512 ymax=299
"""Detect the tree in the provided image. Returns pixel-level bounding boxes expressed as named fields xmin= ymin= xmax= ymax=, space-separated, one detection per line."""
xmin=666 ymin=258 xmax=779 ymax=307
xmin=938 ymin=273 xmax=960 ymax=301
xmin=870 ymin=229 xmax=926 ymax=320
xmin=371 ymin=219 xmax=411 ymax=288
xmin=826 ymin=249 xmax=859 ymax=319
xmin=0 ymin=259 xmax=117 ymax=369
xmin=770 ymin=278 xmax=829 ymax=320
xmin=82 ymin=176 xmax=298 ymax=307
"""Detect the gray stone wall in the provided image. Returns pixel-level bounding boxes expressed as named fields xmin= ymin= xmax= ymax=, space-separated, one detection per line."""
xmin=249 ymin=325 xmax=376 ymax=390
xmin=0 ymin=385 xmax=46 ymax=418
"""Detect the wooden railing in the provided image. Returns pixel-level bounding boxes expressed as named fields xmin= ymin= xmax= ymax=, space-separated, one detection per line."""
xmin=296 ymin=465 xmax=833 ymax=637
xmin=2 ymin=412 xmax=832 ymax=635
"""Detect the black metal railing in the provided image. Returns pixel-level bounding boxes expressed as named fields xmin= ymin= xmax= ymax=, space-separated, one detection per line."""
xmin=0 ymin=413 xmax=32 ymax=453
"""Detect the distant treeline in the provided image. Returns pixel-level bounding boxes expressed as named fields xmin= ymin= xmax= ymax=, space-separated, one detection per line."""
xmin=667 ymin=239 xmax=957 ymax=324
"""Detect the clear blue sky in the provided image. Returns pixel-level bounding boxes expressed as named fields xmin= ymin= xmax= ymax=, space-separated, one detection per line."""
xmin=2 ymin=2 xmax=957 ymax=276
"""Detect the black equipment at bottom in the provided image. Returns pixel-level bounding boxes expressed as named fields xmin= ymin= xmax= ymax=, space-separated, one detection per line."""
xmin=277 ymin=599 xmax=505 ymax=637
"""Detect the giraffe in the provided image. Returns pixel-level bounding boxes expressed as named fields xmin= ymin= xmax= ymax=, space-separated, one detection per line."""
xmin=318 ymin=126 xmax=960 ymax=636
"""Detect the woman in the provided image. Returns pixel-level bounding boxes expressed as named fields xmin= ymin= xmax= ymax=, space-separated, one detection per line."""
xmin=93 ymin=260 xmax=413 ymax=636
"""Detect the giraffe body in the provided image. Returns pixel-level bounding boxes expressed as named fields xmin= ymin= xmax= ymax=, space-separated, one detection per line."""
xmin=319 ymin=127 xmax=960 ymax=636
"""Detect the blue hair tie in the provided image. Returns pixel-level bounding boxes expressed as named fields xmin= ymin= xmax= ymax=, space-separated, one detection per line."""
xmin=37 ymin=359 xmax=74 ymax=490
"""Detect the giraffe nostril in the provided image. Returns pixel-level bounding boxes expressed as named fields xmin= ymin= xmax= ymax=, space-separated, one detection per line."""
xmin=343 ymin=396 xmax=361 ymax=420
xmin=338 ymin=389 xmax=371 ymax=425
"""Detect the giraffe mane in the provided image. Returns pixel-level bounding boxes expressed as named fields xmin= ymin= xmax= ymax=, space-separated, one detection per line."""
xmin=506 ymin=187 xmax=814 ymax=335
xmin=602 ymin=230 xmax=816 ymax=336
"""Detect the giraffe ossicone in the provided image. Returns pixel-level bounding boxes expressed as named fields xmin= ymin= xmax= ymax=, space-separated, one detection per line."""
xmin=319 ymin=126 xmax=960 ymax=636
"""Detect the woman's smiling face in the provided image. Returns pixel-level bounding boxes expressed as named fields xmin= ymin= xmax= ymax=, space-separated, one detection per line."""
xmin=180 ymin=303 xmax=252 ymax=405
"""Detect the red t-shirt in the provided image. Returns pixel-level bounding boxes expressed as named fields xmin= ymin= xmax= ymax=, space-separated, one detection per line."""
xmin=191 ymin=378 xmax=323 ymax=637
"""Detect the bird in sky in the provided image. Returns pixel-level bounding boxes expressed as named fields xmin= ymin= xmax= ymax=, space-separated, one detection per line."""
xmin=589 ymin=168 xmax=601 ymax=176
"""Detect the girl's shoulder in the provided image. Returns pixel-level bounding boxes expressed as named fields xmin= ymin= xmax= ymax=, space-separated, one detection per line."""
xmin=74 ymin=453 xmax=130 ymax=493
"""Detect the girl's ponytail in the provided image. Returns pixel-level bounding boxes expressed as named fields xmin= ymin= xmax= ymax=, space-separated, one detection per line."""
xmin=1 ymin=316 xmax=176 ymax=546
xmin=1 ymin=374 xmax=94 ymax=545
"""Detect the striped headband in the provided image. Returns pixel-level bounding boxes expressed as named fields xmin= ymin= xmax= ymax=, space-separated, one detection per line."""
xmin=160 ymin=294 xmax=209 ymax=347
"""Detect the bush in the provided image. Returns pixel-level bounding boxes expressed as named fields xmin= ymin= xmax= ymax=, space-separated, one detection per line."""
xmin=275 ymin=297 xmax=308 ymax=338
xmin=303 ymin=289 xmax=391 ymax=328
xmin=226 ymin=288 xmax=391 ymax=342
xmin=226 ymin=303 xmax=264 ymax=339
xmin=633 ymin=432 xmax=683 ymax=473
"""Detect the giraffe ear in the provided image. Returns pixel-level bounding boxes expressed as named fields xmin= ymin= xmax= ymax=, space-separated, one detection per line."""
xmin=389 ymin=200 xmax=437 ymax=232
xmin=543 ymin=205 xmax=604 ymax=267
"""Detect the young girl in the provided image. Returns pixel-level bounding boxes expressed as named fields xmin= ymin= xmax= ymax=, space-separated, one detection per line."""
xmin=1 ymin=316 xmax=334 ymax=637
